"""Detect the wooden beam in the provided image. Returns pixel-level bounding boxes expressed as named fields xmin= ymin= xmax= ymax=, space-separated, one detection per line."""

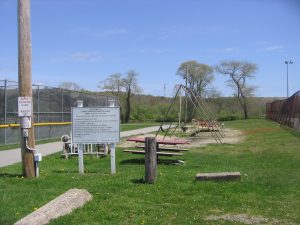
xmin=123 ymin=150 xmax=183 ymax=157
xmin=135 ymin=146 xmax=189 ymax=152
xmin=14 ymin=189 xmax=92 ymax=225
xmin=195 ymin=172 xmax=241 ymax=181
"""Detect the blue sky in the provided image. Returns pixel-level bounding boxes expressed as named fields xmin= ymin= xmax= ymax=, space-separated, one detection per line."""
xmin=0 ymin=0 xmax=299 ymax=97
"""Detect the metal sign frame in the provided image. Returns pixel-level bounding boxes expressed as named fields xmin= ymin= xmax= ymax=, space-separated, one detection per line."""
xmin=71 ymin=107 xmax=120 ymax=144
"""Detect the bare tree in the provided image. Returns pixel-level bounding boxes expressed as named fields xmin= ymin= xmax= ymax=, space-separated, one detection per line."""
xmin=99 ymin=73 xmax=123 ymax=97
xmin=59 ymin=82 xmax=82 ymax=91
xmin=216 ymin=60 xmax=258 ymax=119
xmin=123 ymin=70 xmax=141 ymax=123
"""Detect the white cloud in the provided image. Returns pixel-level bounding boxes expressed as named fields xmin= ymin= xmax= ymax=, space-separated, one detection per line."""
xmin=222 ymin=48 xmax=236 ymax=52
xmin=138 ymin=48 xmax=172 ymax=54
xmin=70 ymin=52 xmax=102 ymax=62
xmin=50 ymin=52 xmax=103 ymax=63
xmin=265 ymin=45 xmax=284 ymax=51
xmin=67 ymin=28 xmax=129 ymax=38
xmin=208 ymin=47 xmax=237 ymax=53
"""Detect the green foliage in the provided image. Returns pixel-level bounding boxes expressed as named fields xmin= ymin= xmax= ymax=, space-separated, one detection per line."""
xmin=131 ymin=104 xmax=158 ymax=122
xmin=1 ymin=120 xmax=300 ymax=225
xmin=217 ymin=115 xmax=239 ymax=121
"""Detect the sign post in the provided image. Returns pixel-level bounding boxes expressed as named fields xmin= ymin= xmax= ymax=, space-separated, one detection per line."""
xmin=77 ymin=101 xmax=84 ymax=174
xmin=72 ymin=105 xmax=120 ymax=174
xmin=109 ymin=100 xmax=116 ymax=174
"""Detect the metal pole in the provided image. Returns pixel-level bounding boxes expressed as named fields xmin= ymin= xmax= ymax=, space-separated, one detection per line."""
xmin=4 ymin=79 xmax=7 ymax=145
xmin=37 ymin=85 xmax=40 ymax=140
xmin=109 ymin=99 xmax=116 ymax=174
xmin=61 ymin=89 xmax=64 ymax=122
xmin=184 ymin=64 xmax=188 ymax=124
xmin=61 ymin=89 xmax=64 ymax=135
xmin=286 ymin=62 xmax=289 ymax=98
xmin=77 ymin=100 xmax=84 ymax=174
xmin=285 ymin=60 xmax=293 ymax=98
xmin=179 ymin=88 xmax=181 ymax=133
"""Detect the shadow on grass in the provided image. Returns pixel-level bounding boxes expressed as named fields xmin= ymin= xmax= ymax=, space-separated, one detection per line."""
xmin=52 ymin=170 xmax=100 ymax=174
xmin=121 ymin=158 xmax=183 ymax=165
xmin=131 ymin=178 xmax=145 ymax=184
xmin=0 ymin=173 xmax=23 ymax=178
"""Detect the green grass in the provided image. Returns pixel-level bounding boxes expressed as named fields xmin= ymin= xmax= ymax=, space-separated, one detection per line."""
xmin=0 ymin=119 xmax=299 ymax=224
xmin=120 ymin=123 xmax=158 ymax=132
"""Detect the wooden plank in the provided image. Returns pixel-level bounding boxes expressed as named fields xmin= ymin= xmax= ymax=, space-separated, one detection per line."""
xmin=123 ymin=150 xmax=183 ymax=157
xmin=135 ymin=146 xmax=189 ymax=152
xmin=195 ymin=172 xmax=241 ymax=181
xmin=127 ymin=137 xmax=189 ymax=145
xmin=123 ymin=150 xmax=146 ymax=155
xmin=159 ymin=147 xmax=189 ymax=152
xmin=14 ymin=189 xmax=92 ymax=225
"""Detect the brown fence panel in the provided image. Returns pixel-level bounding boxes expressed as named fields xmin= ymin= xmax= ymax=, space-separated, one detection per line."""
xmin=266 ymin=91 xmax=300 ymax=131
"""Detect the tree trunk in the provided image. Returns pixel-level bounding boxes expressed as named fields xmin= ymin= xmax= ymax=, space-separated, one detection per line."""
xmin=239 ymin=95 xmax=248 ymax=119
xmin=125 ymin=89 xmax=131 ymax=123
xmin=242 ymin=104 xmax=248 ymax=119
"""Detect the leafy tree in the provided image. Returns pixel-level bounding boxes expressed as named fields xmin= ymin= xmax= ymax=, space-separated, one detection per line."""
xmin=177 ymin=60 xmax=214 ymax=97
xmin=58 ymin=82 xmax=82 ymax=91
xmin=122 ymin=70 xmax=141 ymax=123
xmin=216 ymin=60 xmax=258 ymax=119
xmin=177 ymin=60 xmax=215 ymax=121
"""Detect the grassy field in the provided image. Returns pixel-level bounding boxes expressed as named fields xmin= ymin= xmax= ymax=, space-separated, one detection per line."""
xmin=120 ymin=123 xmax=159 ymax=132
xmin=0 ymin=119 xmax=299 ymax=225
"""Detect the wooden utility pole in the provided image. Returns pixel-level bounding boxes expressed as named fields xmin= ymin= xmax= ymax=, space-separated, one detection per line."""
xmin=18 ymin=0 xmax=36 ymax=178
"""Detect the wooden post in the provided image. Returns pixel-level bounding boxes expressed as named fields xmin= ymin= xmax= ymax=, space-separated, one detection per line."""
xmin=145 ymin=137 xmax=157 ymax=184
xmin=18 ymin=0 xmax=35 ymax=178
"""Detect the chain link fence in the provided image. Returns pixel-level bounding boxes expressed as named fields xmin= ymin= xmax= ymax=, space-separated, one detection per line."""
xmin=0 ymin=80 xmax=117 ymax=145
xmin=266 ymin=90 xmax=300 ymax=131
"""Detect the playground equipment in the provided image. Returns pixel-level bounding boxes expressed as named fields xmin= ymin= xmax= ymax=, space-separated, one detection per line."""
xmin=155 ymin=84 xmax=225 ymax=144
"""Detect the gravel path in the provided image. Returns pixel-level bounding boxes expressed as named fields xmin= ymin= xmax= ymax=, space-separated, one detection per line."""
xmin=0 ymin=125 xmax=166 ymax=168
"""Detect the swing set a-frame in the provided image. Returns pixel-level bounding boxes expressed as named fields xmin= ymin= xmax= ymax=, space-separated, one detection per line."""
xmin=155 ymin=84 xmax=224 ymax=144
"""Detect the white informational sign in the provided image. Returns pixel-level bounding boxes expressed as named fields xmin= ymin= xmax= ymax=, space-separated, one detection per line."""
xmin=20 ymin=117 xmax=32 ymax=129
xmin=18 ymin=97 xmax=32 ymax=117
xmin=72 ymin=107 xmax=120 ymax=144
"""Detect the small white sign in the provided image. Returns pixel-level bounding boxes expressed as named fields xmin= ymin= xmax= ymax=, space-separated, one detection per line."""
xmin=20 ymin=117 xmax=32 ymax=128
xmin=72 ymin=107 xmax=120 ymax=144
xmin=18 ymin=97 xmax=32 ymax=117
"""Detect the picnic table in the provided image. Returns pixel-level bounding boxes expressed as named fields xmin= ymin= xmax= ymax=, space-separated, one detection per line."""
xmin=126 ymin=137 xmax=189 ymax=145
xmin=124 ymin=137 xmax=189 ymax=157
